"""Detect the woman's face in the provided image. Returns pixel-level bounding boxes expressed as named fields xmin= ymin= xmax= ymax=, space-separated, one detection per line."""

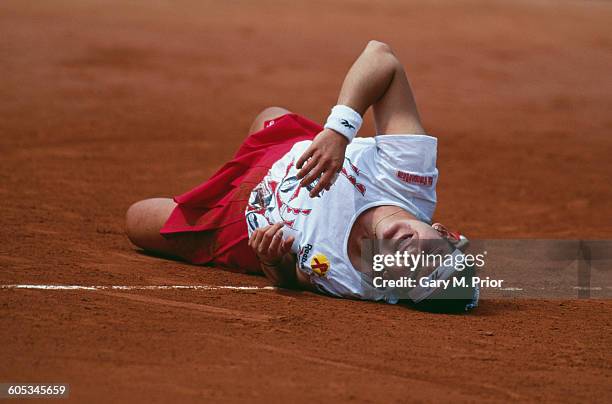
xmin=370 ymin=216 xmax=453 ymax=280
xmin=377 ymin=216 xmax=452 ymax=257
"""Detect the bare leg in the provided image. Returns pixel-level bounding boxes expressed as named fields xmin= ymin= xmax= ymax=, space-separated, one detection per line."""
xmin=126 ymin=106 xmax=292 ymax=260
xmin=125 ymin=198 xmax=200 ymax=259
xmin=248 ymin=106 xmax=291 ymax=134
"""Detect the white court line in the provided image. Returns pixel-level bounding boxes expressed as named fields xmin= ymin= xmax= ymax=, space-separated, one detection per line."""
xmin=0 ymin=284 xmax=277 ymax=291
xmin=573 ymin=286 xmax=603 ymax=291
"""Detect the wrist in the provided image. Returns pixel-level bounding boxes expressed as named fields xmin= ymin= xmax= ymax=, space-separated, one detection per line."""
xmin=323 ymin=104 xmax=362 ymax=143
xmin=324 ymin=128 xmax=350 ymax=145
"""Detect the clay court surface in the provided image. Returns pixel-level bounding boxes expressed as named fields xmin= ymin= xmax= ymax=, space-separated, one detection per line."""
xmin=1 ymin=0 xmax=611 ymax=402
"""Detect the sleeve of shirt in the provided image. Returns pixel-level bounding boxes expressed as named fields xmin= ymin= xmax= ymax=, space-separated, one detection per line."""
xmin=370 ymin=134 xmax=439 ymax=222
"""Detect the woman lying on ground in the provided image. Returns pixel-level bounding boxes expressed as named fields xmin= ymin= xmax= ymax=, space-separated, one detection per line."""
xmin=126 ymin=40 xmax=479 ymax=310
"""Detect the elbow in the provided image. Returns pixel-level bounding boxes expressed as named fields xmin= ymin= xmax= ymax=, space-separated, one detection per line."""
xmin=364 ymin=40 xmax=401 ymax=72
xmin=366 ymin=40 xmax=393 ymax=55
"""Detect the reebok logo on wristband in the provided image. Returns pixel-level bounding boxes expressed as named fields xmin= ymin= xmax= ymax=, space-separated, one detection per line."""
xmin=324 ymin=105 xmax=362 ymax=143
xmin=339 ymin=119 xmax=356 ymax=130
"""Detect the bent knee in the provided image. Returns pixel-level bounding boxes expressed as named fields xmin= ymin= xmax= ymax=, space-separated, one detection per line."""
xmin=257 ymin=106 xmax=291 ymax=119
xmin=125 ymin=198 xmax=176 ymax=250
xmin=366 ymin=40 xmax=393 ymax=54
xmin=249 ymin=106 xmax=291 ymax=134
xmin=125 ymin=200 xmax=147 ymax=247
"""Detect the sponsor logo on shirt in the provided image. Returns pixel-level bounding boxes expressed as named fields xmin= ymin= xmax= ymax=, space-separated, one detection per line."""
xmin=397 ymin=170 xmax=433 ymax=186
xmin=340 ymin=157 xmax=366 ymax=196
xmin=310 ymin=253 xmax=330 ymax=277
xmin=299 ymin=243 xmax=313 ymax=268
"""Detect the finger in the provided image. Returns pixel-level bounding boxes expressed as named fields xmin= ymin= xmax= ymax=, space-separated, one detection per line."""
xmin=248 ymin=228 xmax=259 ymax=246
xmin=262 ymin=223 xmax=284 ymax=245
xmin=296 ymin=155 xmax=319 ymax=180
xmin=248 ymin=231 xmax=255 ymax=247
xmin=267 ymin=229 xmax=284 ymax=255
xmin=300 ymin=162 xmax=325 ymax=189
xmin=280 ymin=236 xmax=294 ymax=254
xmin=249 ymin=228 xmax=265 ymax=249
xmin=253 ymin=223 xmax=275 ymax=246
xmin=310 ymin=168 xmax=337 ymax=197
xmin=325 ymin=166 xmax=341 ymax=190
xmin=327 ymin=170 xmax=339 ymax=189
xmin=296 ymin=147 xmax=315 ymax=170
xmin=259 ymin=223 xmax=284 ymax=255
xmin=267 ymin=222 xmax=284 ymax=233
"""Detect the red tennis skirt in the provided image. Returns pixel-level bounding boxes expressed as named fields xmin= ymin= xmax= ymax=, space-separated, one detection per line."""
xmin=160 ymin=113 xmax=322 ymax=273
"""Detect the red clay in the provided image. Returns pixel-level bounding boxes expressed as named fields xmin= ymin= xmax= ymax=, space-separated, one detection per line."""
xmin=1 ymin=0 xmax=611 ymax=402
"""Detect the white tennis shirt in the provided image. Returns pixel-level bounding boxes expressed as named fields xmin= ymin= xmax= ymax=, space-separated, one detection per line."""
xmin=245 ymin=134 xmax=439 ymax=303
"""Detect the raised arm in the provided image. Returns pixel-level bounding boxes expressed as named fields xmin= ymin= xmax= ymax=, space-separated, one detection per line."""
xmin=297 ymin=40 xmax=425 ymax=197
xmin=337 ymin=40 xmax=425 ymax=135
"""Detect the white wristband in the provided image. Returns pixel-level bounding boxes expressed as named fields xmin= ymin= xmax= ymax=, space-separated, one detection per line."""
xmin=323 ymin=105 xmax=362 ymax=143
